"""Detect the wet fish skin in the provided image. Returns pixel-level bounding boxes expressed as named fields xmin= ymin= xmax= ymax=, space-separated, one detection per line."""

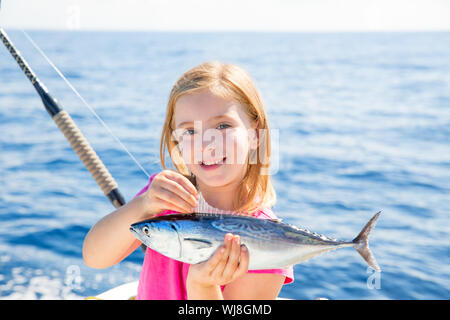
xmin=130 ymin=212 xmax=381 ymax=271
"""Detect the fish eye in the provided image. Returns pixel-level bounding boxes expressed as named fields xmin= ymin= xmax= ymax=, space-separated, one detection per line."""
xmin=143 ymin=226 xmax=149 ymax=235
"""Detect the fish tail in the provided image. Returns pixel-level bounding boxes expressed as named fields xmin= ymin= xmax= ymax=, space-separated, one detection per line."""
xmin=352 ymin=211 xmax=381 ymax=272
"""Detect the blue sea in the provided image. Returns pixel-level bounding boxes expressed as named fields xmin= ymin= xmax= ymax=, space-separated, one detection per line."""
xmin=0 ymin=30 xmax=449 ymax=299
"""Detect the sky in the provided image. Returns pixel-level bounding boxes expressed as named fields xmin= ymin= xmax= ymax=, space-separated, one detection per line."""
xmin=0 ymin=0 xmax=450 ymax=32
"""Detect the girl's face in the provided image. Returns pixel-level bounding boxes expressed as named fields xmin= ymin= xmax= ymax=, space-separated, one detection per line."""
xmin=173 ymin=89 xmax=257 ymax=189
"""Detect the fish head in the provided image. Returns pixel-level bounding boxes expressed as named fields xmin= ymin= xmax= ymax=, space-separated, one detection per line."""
xmin=130 ymin=219 xmax=182 ymax=258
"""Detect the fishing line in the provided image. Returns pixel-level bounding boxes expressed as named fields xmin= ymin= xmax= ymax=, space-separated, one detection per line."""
xmin=21 ymin=29 xmax=150 ymax=179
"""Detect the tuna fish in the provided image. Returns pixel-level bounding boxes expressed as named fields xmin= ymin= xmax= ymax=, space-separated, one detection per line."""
xmin=130 ymin=211 xmax=381 ymax=271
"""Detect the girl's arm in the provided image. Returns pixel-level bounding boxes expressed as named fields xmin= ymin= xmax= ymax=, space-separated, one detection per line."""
xmin=82 ymin=194 xmax=150 ymax=269
xmin=186 ymin=234 xmax=285 ymax=299
xmin=83 ymin=170 xmax=199 ymax=269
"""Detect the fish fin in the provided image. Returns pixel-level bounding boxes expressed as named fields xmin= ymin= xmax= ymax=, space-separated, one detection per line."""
xmin=352 ymin=211 xmax=381 ymax=272
xmin=184 ymin=238 xmax=214 ymax=249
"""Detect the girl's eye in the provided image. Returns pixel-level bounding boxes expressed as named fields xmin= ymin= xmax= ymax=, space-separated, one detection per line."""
xmin=183 ymin=129 xmax=195 ymax=136
xmin=217 ymin=123 xmax=231 ymax=130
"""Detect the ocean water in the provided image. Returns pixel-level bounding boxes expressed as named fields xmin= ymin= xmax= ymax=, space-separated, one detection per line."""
xmin=0 ymin=30 xmax=449 ymax=300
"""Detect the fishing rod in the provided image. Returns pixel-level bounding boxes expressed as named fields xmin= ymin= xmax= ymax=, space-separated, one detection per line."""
xmin=0 ymin=27 xmax=126 ymax=208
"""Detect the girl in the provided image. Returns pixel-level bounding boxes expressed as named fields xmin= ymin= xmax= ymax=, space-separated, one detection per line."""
xmin=82 ymin=61 xmax=294 ymax=299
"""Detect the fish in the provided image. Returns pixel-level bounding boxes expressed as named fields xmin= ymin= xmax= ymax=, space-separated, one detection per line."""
xmin=130 ymin=211 xmax=381 ymax=271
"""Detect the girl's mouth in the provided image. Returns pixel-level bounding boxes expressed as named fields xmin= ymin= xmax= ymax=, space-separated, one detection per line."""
xmin=199 ymin=157 xmax=226 ymax=170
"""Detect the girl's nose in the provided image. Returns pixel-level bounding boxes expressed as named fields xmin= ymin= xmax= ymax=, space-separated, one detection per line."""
xmin=203 ymin=141 xmax=216 ymax=153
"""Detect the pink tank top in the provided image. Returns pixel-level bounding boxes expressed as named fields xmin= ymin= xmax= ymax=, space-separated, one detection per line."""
xmin=134 ymin=173 xmax=294 ymax=300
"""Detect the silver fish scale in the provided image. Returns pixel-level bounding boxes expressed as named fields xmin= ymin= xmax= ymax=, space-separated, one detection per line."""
xmin=211 ymin=218 xmax=285 ymax=239
xmin=210 ymin=216 xmax=335 ymax=243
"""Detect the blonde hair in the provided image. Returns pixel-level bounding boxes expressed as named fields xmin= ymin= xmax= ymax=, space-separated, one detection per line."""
xmin=160 ymin=61 xmax=276 ymax=215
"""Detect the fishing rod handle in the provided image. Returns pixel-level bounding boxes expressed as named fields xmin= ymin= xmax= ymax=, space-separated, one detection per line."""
xmin=53 ymin=110 xmax=125 ymax=207
xmin=1 ymin=28 xmax=125 ymax=208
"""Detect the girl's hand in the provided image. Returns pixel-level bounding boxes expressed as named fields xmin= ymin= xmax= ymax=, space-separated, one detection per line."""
xmin=140 ymin=170 xmax=199 ymax=217
xmin=187 ymin=233 xmax=250 ymax=290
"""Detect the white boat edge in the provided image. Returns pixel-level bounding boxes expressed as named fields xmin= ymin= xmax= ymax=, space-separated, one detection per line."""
xmin=91 ymin=281 xmax=139 ymax=300
xmin=89 ymin=281 xmax=295 ymax=300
